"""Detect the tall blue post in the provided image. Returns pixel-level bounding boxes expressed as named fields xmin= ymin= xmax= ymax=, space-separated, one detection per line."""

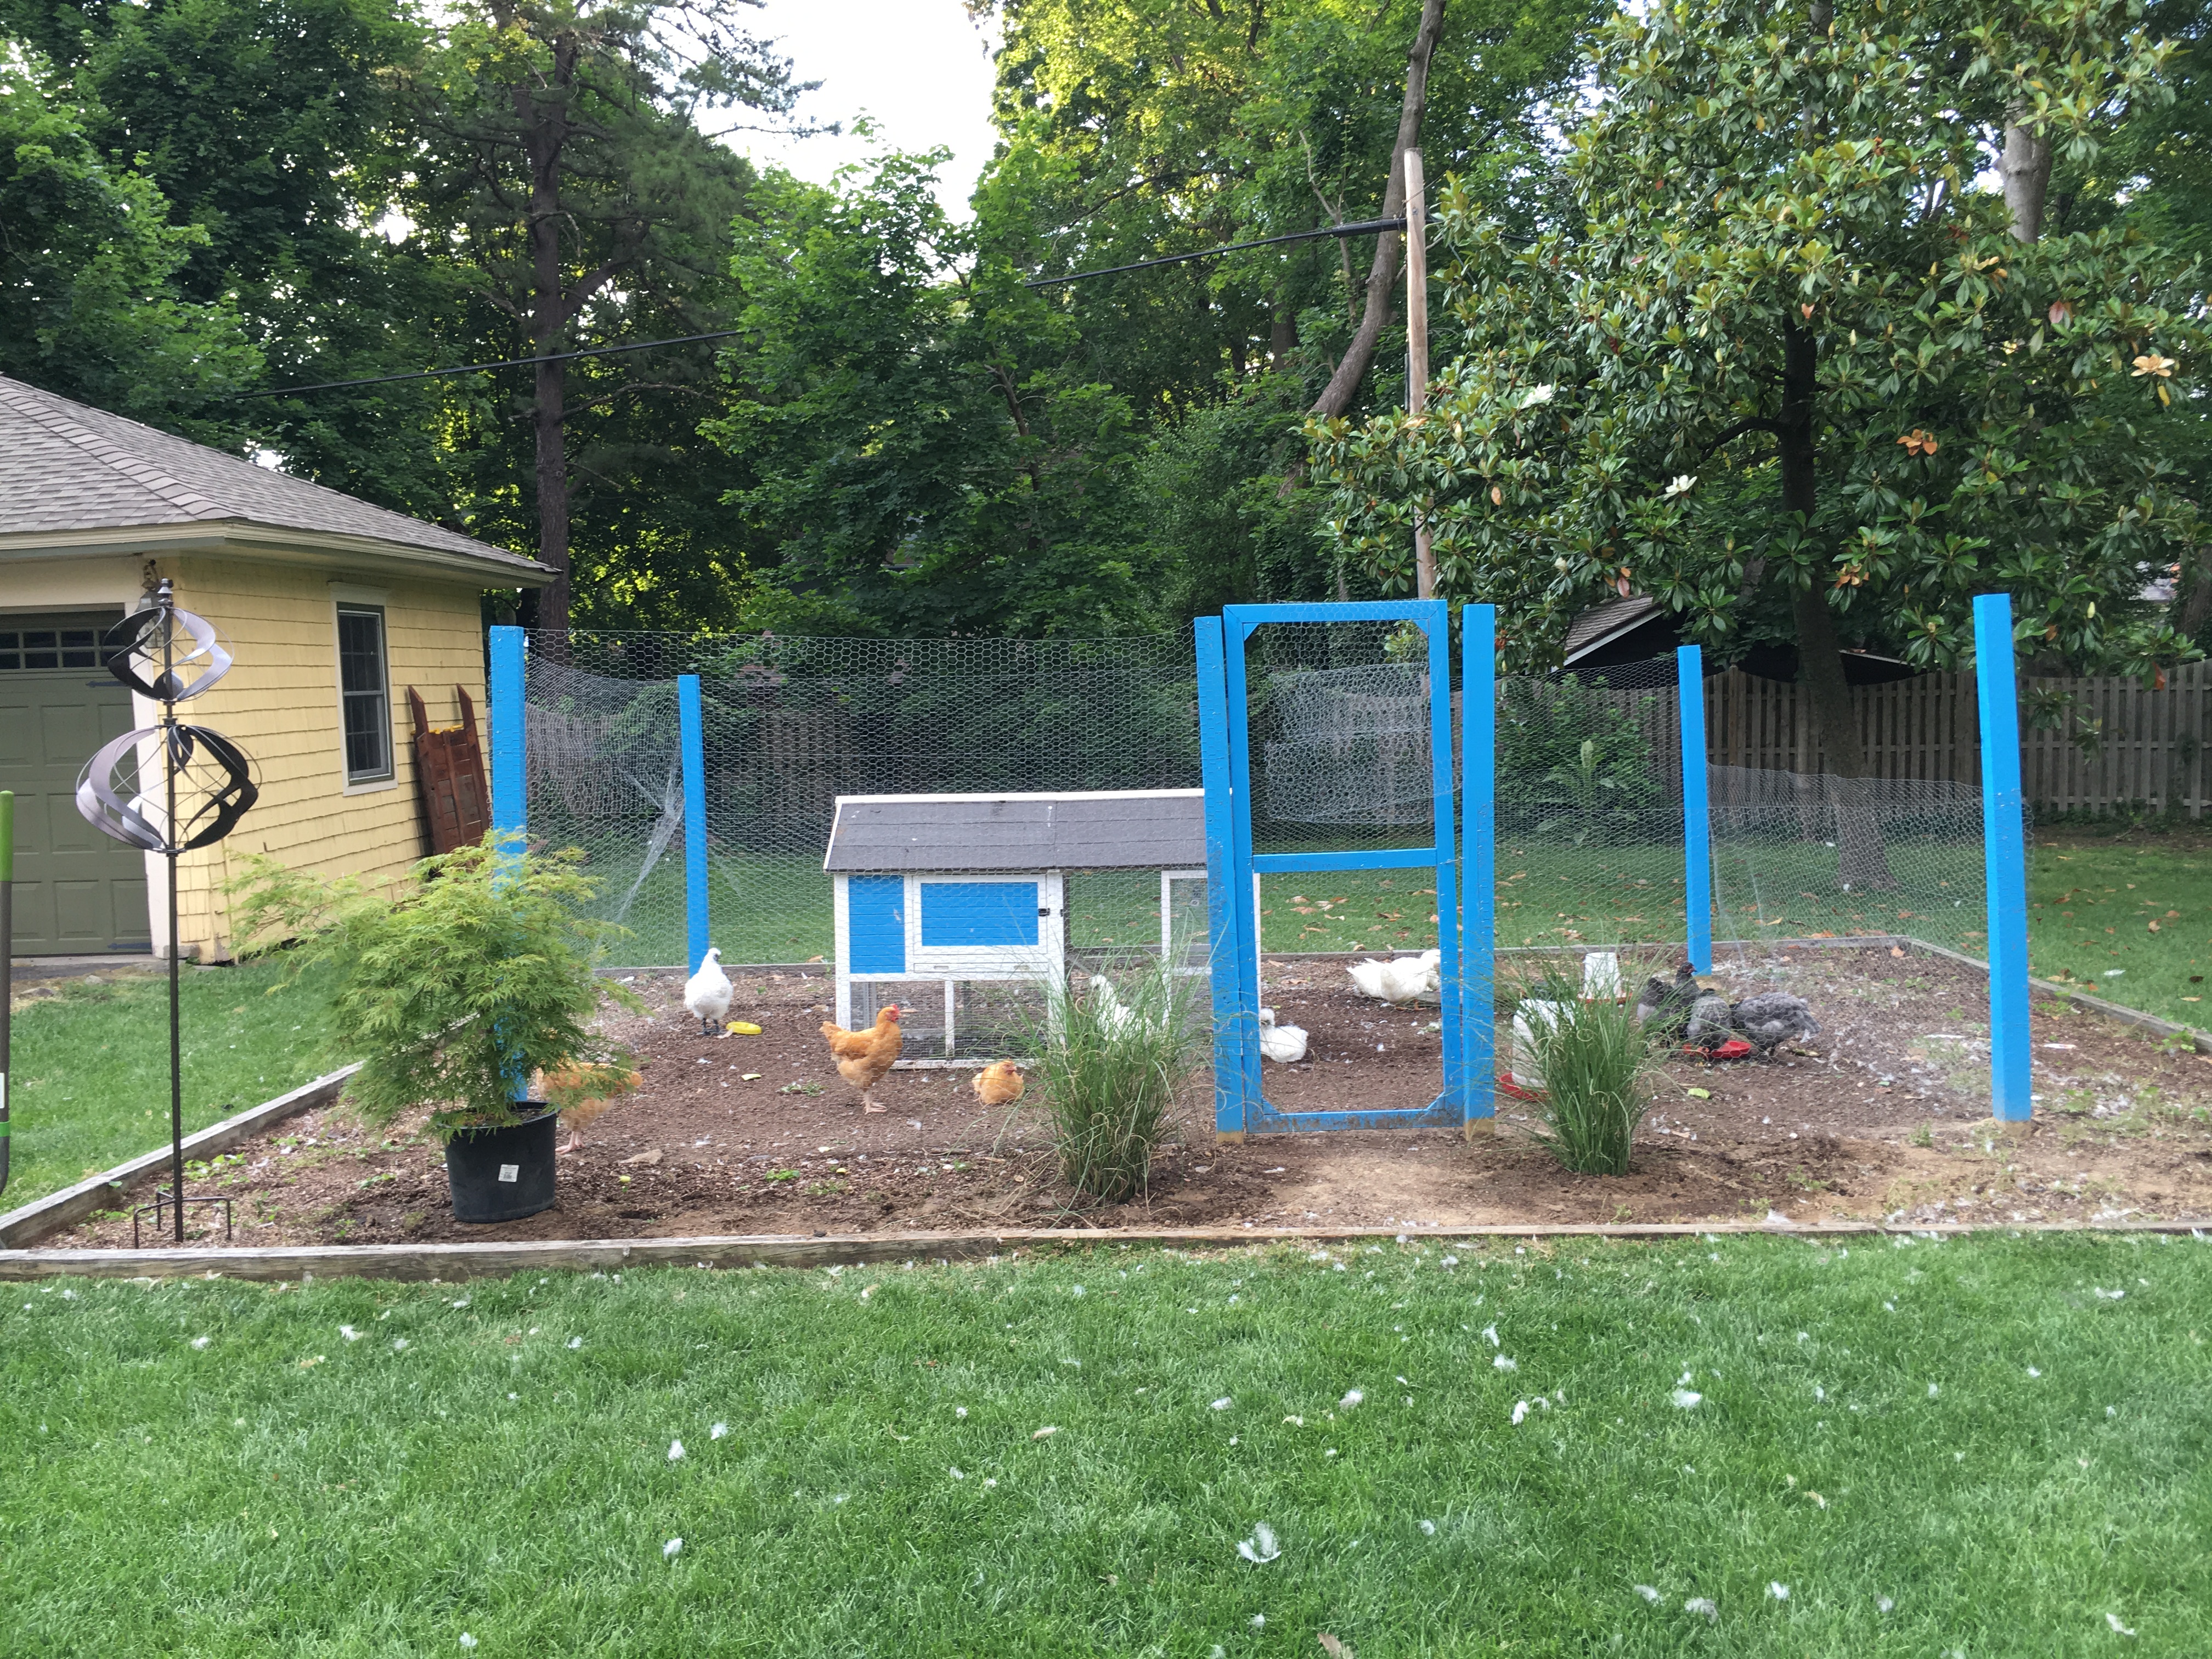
xmin=1974 ymin=594 xmax=2033 ymax=1121
xmin=1462 ymin=605 xmax=1497 ymax=1129
xmin=489 ymin=625 xmax=527 ymax=844
xmin=678 ymin=673 xmax=710 ymax=975
xmin=1195 ymin=617 xmax=1250 ymax=1139
xmin=1677 ymin=644 xmax=1712 ymax=973
xmin=487 ymin=625 xmax=528 ymax=1099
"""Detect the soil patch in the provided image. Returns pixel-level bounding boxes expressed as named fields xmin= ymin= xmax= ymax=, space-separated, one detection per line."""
xmin=44 ymin=949 xmax=2212 ymax=1252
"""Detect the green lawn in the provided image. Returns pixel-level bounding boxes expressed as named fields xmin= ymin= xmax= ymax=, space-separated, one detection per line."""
xmin=2 ymin=960 xmax=341 ymax=1208
xmin=2027 ymin=838 xmax=2212 ymax=1026
xmin=3 ymin=1234 xmax=2205 ymax=1655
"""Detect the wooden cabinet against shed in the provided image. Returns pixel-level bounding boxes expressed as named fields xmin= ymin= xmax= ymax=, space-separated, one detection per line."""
xmin=408 ymin=685 xmax=491 ymax=856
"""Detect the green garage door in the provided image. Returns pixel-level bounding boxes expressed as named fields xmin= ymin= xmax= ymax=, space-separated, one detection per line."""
xmin=0 ymin=612 xmax=151 ymax=955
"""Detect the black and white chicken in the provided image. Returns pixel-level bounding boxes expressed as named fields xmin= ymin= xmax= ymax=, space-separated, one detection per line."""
xmin=1634 ymin=964 xmax=1702 ymax=1031
xmin=1730 ymin=990 xmax=1821 ymax=1057
xmin=1684 ymin=992 xmax=1737 ymax=1053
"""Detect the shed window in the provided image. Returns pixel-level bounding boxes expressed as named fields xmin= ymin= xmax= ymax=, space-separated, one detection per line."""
xmin=336 ymin=605 xmax=393 ymax=783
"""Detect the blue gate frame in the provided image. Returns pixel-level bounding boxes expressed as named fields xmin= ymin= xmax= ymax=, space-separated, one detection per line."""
xmin=1199 ymin=600 xmax=1469 ymax=1139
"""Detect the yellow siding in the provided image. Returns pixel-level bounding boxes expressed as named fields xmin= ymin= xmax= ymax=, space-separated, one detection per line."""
xmin=159 ymin=556 xmax=487 ymax=957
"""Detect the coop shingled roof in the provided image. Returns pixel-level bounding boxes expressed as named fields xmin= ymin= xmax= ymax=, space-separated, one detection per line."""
xmin=824 ymin=790 xmax=1205 ymax=873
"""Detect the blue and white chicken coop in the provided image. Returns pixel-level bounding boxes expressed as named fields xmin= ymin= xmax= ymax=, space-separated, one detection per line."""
xmin=823 ymin=789 xmax=1207 ymax=1060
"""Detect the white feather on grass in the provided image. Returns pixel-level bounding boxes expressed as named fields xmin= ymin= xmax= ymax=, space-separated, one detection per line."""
xmin=1237 ymin=1523 xmax=1282 ymax=1564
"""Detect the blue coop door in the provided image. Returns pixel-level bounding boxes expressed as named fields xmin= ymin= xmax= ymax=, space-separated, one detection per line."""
xmin=848 ymin=875 xmax=906 ymax=973
xmin=919 ymin=881 xmax=1040 ymax=949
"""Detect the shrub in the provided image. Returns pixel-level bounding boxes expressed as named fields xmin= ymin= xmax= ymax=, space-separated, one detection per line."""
xmin=1515 ymin=970 xmax=1655 ymax=1177
xmin=229 ymin=837 xmax=639 ymax=1139
xmin=1032 ymin=958 xmax=1202 ymax=1204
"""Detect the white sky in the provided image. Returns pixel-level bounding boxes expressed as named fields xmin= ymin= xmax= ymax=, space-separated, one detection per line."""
xmin=732 ymin=1 xmax=1004 ymax=219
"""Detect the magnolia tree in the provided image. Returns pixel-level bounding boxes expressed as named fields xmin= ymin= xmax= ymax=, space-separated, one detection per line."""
xmin=1310 ymin=0 xmax=2203 ymax=817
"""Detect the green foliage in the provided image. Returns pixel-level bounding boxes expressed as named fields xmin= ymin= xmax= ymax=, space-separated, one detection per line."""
xmin=707 ymin=151 xmax=1159 ymax=635
xmin=0 ymin=45 xmax=259 ymax=434
xmin=1514 ymin=973 xmax=1657 ymax=1175
xmin=227 ymin=839 xmax=639 ymax=1138
xmin=1031 ymin=959 xmax=1203 ymax=1204
xmin=1497 ymin=676 xmax=1663 ymax=819
xmin=1310 ymin=0 xmax=2205 ymax=681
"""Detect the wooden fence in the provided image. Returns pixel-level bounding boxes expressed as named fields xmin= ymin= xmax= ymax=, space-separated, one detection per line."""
xmin=1561 ymin=663 xmax=2212 ymax=818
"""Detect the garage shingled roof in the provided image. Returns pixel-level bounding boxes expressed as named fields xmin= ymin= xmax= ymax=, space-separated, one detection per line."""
xmin=0 ymin=375 xmax=546 ymax=575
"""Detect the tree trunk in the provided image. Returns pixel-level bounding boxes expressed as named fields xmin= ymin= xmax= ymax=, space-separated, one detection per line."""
xmin=1307 ymin=0 xmax=1445 ymax=420
xmin=1271 ymin=301 xmax=1297 ymax=365
xmin=1778 ymin=314 xmax=1893 ymax=889
xmin=2000 ymin=106 xmax=2051 ymax=245
xmin=521 ymin=53 xmax=574 ymax=642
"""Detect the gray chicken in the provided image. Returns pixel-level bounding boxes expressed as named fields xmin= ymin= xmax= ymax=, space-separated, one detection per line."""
xmin=1683 ymin=992 xmax=1737 ymax=1053
xmin=1634 ymin=964 xmax=1702 ymax=1030
xmin=1730 ymin=990 xmax=1821 ymax=1057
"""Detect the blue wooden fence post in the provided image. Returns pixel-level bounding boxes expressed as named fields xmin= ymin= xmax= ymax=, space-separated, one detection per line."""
xmin=678 ymin=674 xmax=710 ymax=976
xmin=489 ymin=625 xmax=526 ymax=844
xmin=1195 ymin=617 xmax=1248 ymax=1140
xmin=1678 ymin=644 xmax=1712 ymax=973
xmin=487 ymin=625 xmax=528 ymax=1099
xmin=1974 ymin=594 xmax=2033 ymax=1121
xmin=1462 ymin=604 xmax=1497 ymax=1128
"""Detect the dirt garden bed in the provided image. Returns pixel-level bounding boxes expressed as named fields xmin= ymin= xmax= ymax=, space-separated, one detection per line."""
xmin=39 ymin=946 xmax=2212 ymax=1254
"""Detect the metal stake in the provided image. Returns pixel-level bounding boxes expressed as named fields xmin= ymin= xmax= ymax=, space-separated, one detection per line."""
xmin=160 ymin=581 xmax=184 ymax=1242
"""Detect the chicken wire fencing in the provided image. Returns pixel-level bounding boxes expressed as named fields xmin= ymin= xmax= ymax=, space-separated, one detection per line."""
xmin=520 ymin=628 xmax=1740 ymax=980
xmin=1703 ymin=766 xmax=2007 ymax=1117
xmin=524 ymin=631 xmax=1204 ymax=971
xmin=1492 ymin=658 xmax=1688 ymax=956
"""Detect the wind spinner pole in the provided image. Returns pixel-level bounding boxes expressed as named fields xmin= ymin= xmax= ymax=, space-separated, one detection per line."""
xmin=77 ymin=579 xmax=258 ymax=1243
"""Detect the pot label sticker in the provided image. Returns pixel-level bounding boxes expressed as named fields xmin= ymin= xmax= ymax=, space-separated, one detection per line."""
xmin=497 ymin=1163 xmax=520 ymax=1183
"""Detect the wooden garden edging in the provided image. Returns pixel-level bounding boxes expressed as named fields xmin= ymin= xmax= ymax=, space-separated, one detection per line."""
xmin=0 ymin=1064 xmax=360 ymax=1249
xmin=1 ymin=1217 xmax=2203 ymax=1284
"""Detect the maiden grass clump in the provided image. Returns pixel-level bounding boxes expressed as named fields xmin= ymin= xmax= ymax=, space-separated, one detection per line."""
xmin=1032 ymin=958 xmax=1202 ymax=1204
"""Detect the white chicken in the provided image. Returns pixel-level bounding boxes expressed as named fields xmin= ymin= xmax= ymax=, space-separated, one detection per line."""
xmin=1090 ymin=973 xmax=1135 ymax=1037
xmin=1257 ymin=1007 xmax=1308 ymax=1064
xmin=1347 ymin=947 xmax=1440 ymax=1005
xmin=682 ymin=947 xmax=732 ymax=1037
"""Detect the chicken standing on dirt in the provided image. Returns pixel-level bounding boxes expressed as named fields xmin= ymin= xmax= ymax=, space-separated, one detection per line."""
xmin=684 ymin=948 xmax=732 ymax=1037
xmin=972 ymin=1059 xmax=1025 ymax=1107
xmin=537 ymin=1059 xmax=644 ymax=1155
xmin=821 ymin=1005 xmax=902 ymax=1111
xmin=1732 ymin=991 xmax=1821 ymax=1057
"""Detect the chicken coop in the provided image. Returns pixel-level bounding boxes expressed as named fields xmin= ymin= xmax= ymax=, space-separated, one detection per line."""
xmin=823 ymin=789 xmax=1209 ymax=1062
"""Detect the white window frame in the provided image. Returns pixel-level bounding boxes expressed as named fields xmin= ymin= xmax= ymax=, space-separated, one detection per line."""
xmin=332 ymin=586 xmax=397 ymax=793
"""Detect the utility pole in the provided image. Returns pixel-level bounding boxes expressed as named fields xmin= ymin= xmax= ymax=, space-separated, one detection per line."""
xmin=1404 ymin=147 xmax=1435 ymax=600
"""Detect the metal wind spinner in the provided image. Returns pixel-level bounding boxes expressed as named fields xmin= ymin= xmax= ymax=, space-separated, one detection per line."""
xmin=74 ymin=578 xmax=258 ymax=1246
xmin=76 ymin=583 xmax=258 ymax=853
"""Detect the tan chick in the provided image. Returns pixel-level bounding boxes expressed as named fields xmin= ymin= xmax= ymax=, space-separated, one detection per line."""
xmin=972 ymin=1059 xmax=1025 ymax=1107
xmin=537 ymin=1058 xmax=644 ymax=1155
xmin=819 ymin=1005 xmax=902 ymax=1112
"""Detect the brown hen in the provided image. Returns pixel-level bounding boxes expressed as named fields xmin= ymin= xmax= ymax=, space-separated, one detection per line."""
xmin=820 ymin=1005 xmax=902 ymax=1111
xmin=971 ymin=1059 xmax=1025 ymax=1107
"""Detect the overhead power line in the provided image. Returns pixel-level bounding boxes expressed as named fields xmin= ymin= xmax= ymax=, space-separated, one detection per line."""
xmin=239 ymin=217 xmax=1433 ymax=398
xmin=235 ymin=328 xmax=747 ymax=399
xmin=1024 ymin=217 xmax=1412 ymax=289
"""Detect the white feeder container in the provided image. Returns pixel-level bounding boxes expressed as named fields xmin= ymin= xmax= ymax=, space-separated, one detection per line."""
xmin=1581 ymin=951 xmax=1623 ymax=1000
xmin=1511 ymin=999 xmax=1566 ymax=1090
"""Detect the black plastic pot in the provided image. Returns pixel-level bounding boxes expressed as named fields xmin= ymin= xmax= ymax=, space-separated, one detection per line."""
xmin=444 ymin=1106 xmax=558 ymax=1223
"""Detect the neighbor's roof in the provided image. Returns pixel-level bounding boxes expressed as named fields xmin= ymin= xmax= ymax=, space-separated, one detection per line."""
xmin=1561 ymin=592 xmax=1664 ymax=664
xmin=825 ymin=790 xmax=1206 ymax=873
xmin=0 ymin=376 xmax=548 ymax=578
